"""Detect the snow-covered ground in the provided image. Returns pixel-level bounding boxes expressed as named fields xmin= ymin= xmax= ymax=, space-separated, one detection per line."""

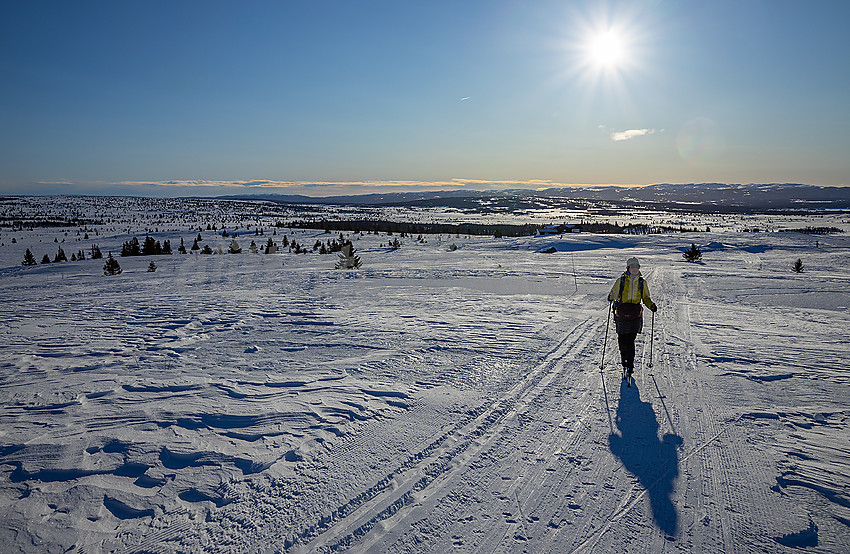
xmin=1 ymin=197 xmax=848 ymax=553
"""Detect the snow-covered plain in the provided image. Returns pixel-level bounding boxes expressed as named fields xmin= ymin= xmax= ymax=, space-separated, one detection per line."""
xmin=1 ymin=196 xmax=849 ymax=553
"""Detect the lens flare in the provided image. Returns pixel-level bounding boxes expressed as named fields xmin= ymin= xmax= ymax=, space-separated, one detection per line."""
xmin=676 ymin=117 xmax=725 ymax=165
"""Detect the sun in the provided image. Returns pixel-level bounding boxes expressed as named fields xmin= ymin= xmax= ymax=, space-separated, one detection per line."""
xmin=563 ymin=14 xmax=644 ymax=92
xmin=587 ymin=30 xmax=626 ymax=69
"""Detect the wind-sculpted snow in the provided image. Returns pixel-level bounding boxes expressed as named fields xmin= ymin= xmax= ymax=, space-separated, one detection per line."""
xmin=0 ymin=196 xmax=848 ymax=552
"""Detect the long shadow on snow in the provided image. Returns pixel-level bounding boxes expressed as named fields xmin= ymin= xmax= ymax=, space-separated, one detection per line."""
xmin=609 ymin=381 xmax=683 ymax=537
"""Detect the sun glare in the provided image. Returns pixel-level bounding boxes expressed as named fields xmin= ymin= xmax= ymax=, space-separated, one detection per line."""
xmin=588 ymin=31 xmax=626 ymax=69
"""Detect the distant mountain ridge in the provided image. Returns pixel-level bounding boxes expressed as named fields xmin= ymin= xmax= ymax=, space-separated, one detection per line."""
xmin=220 ymin=183 xmax=850 ymax=211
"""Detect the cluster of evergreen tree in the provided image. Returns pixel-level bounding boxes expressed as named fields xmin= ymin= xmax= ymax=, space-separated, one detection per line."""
xmin=312 ymin=234 xmax=354 ymax=255
xmin=779 ymin=226 xmax=842 ymax=235
xmin=288 ymin=239 xmax=308 ymax=254
xmin=22 ymin=244 xmax=103 ymax=266
xmin=622 ymin=224 xmax=705 ymax=235
xmin=286 ymin=218 xmax=539 ymax=237
xmin=121 ymin=236 xmax=172 ymax=257
xmin=279 ymin=219 xmax=703 ymax=237
xmin=22 ymin=229 xmax=370 ymax=271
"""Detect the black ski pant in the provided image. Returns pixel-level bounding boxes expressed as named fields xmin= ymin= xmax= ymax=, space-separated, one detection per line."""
xmin=617 ymin=332 xmax=638 ymax=369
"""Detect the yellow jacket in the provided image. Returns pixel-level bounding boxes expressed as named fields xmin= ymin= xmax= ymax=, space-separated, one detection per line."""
xmin=607 ymin=272 xmax=656 ymax=309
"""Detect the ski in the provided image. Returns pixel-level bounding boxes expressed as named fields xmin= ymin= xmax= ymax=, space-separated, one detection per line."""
xmin=621 ymin=366 xmax=632 ymax=387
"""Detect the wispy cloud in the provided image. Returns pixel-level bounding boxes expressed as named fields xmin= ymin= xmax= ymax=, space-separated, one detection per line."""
xmin=610 ymin=128 xmax=661 ymax=141
xmin=2 ymin=178 xmax=645 ymax=197
xmin=120 ymin=178 xmax=568 ymax=191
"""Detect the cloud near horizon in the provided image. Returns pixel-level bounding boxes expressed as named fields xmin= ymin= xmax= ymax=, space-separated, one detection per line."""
xmin=117 ymin=178 xmax=610 ymax=194
xmin=610 ymin=128 xmax=658 ymax=141
xmin=1 ymin=178 xmax=641 ymax=198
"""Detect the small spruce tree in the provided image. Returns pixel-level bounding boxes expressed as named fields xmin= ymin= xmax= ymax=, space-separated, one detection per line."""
xmin=142 ymin=236 xmax=159 ymax=255
xmin=22 ymin=249 xmax=37 ymax=266
xmin=41 ymin=254 xmax=51 ymax=264
xmin=147 ymin=261 xmax=157 ymax=272
xmin=103 ymin=253 xmax=122 ymax=275
xmin=683 ymin=243 xmax=702 ymax=263
xmin=792 ymin=258 xmax=804 ymax=273
xmin=336 ymin=242 xmax=362 ymax=269
xmin=54 ymin=247 xmax=67 ymax=263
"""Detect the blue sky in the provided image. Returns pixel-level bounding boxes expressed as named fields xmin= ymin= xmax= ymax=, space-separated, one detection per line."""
xmin=1 ymin=0 xmax=848 ymax=197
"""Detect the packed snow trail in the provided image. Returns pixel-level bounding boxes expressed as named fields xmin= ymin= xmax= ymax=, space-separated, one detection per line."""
xmin=292 ymin=314 xmax=602 ymax=553
xmin=274 ymin=258 xmax=848 ymax=553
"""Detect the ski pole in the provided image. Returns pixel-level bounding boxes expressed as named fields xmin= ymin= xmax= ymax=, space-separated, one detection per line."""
xmin=648 ymin=310 xmax=655 ymax=369
xmin=600 ymin=302 xmax=612 ymax=371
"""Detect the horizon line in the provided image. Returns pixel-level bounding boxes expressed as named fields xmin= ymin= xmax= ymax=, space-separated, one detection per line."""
xmin=2 ymin=179 xmax=841 ymax=199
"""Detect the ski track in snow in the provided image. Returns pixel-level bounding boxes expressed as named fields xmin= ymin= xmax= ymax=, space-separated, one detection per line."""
xmin=0 ymin=197 xmax=849 ymax=553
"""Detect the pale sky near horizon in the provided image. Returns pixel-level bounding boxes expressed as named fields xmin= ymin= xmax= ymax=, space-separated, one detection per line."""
xmin=1 ymin=0 xmax=848 ymax=197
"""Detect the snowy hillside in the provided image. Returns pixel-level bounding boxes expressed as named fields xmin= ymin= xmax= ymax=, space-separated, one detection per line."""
xmin=1 ymin=196 xmax=848 ymax=553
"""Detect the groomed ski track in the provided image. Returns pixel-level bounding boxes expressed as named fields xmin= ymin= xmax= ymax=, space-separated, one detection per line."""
xmin=264 ymin=265 xmax=805 ymax=553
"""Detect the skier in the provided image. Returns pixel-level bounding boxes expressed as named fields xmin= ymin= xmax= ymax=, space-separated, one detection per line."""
xmin=607 ymin=257 xmax=657 ymax=379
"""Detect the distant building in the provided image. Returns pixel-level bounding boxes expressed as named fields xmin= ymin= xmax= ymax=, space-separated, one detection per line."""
xmin=536 ymin=224 xmax=581 ymax=236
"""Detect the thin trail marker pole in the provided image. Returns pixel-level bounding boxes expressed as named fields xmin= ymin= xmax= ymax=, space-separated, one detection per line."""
xmin=572 ymin=252 xmax=578 ymax=291
xmin=648 ymin=311 xmax=655 ymax=369
xmin=600 ymin=302 xmax=612 ymax=371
